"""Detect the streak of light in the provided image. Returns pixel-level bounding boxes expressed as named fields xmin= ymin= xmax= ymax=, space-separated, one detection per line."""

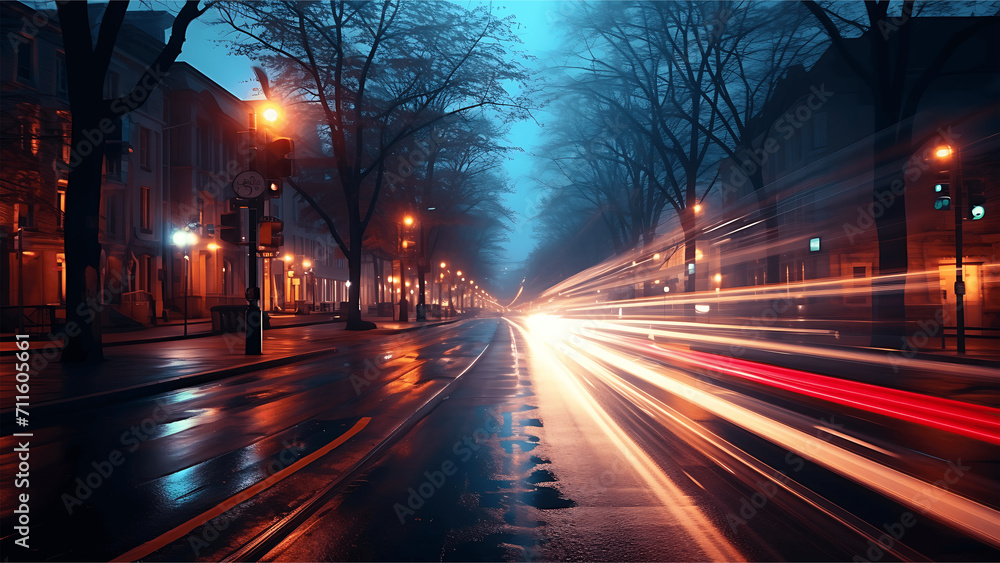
xmin=603 ymin=319 xmax=999 ymax=383
xmin=508 ymin=318 xmax=745 ymax=562
xmin=814 ymin=425 xmax=899 ymax=458
xmin=530 ymin=317 xmax=1000 ymax=548
xmin=593 ymin=331 xmax=1000 ymax=445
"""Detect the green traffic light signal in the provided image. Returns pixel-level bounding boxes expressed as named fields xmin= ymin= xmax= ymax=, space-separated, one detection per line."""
xmin=934 ymin=196 xmax=951 ymax=211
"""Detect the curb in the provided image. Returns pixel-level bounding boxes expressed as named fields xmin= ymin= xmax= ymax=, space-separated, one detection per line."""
xmin=0 ymin=317 xmax=345 ymax=355
xmin=0 ymin=317 xmax=467 ymax=429
xmin=1 ymin=347 xmax=339 ymax=430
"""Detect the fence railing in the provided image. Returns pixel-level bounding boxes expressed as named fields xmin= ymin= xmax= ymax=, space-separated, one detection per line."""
xmin=940 ymin=326 xmax=1000 ymax=349
xmin=1 ymin=305 xmax=61 ymax=335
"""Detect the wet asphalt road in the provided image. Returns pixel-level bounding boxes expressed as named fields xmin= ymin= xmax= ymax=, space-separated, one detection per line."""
xmin=2 ymin=316 xmax=998 ymax=561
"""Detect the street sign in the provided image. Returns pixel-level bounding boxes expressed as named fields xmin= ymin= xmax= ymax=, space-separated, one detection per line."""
xmin=233 ymin=170 xmax=267 ymax=199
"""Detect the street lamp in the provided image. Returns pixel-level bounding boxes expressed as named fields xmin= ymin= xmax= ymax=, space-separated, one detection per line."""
xmin=935 ymin=144 xmax=967 ymax=354
xmin=172 ymin=229 xmax=198 ymax=336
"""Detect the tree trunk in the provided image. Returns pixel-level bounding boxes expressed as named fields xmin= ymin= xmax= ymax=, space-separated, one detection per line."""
xmin=346 ymin=225 xmax=374 ymax=330
xmin=870 ymin=122 xmax=910 ymax=348
xmin=61 ymin=113 xmax=106 ymax=362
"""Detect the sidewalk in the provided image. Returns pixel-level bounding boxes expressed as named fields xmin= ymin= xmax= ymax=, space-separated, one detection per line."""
xmin=0 ymin=311 xmax=458 ymax=352
xmin=0 ymin=314 xmax=463 ymax=423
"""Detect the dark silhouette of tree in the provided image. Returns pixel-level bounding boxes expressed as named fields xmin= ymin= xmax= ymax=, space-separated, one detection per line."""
xmin=57 ymin=0 xmax=207 ymax=362
xmin=802 ymin=0 xmax=998 ymax=347
xmin=217 ymin=0 xmax=531 ymax=329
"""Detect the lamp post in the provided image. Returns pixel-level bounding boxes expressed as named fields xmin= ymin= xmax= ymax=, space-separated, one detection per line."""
xmin=935 ymin=145 xmax=966 ymax=354
xmin=398 ymin=215 xmax=415 ymax=322
xmin=172 ymin=229 xmax=197 ymax=336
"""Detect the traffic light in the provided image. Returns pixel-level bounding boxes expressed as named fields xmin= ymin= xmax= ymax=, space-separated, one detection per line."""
xmin=265 ymin=138 xmax=294 ymax=177
xmin=249 ymin=138 xmax=293 ymax=198
xmin=933 ymin=171 xmax=951 ymax=211
xmin=259 ymin=218 xmax=284 ymax=248
xmin=219 ymin=211 xmax=242 ymax=245
xmin=266 ymin=180 xmax=282 ymax=199
xmin=967 ymin=179 xmax=985 ymax=221
xmin=264 ymin=138 xmax=294 ymax=200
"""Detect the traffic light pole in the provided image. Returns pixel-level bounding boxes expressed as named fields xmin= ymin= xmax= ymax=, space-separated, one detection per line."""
xmin=952 ymin=151 xmax=965 ymax=354
xmin=246 ymin=202 xmax=262 ymax=355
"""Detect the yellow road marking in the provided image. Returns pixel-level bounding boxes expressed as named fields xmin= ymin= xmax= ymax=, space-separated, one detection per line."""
xmin=113 ymin=416 xmax=371 ymax=562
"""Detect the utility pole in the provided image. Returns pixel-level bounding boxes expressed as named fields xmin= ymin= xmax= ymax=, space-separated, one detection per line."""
xmin=951 ymin=149 xmax=966 ymax=354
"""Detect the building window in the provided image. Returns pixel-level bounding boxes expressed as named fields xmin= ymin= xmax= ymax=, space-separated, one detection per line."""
xmin=107 ymin=196 xmax=118 ymax=237
xmin=57 ymin=188 xmax=66 ymax=229
xmin=105 ymin=119 xmax=125 ymax=181
xmin=139 ymin=127 xmax=152 ymax=170
xmin=60 ymin=117 xmax=71 ymax=163
xmin=105 ymin=71 xmax=121 ymax=99
xmin=57 ymin=254 xmax=65 ymax=304
xmin=15 ymin=203 xmax=35 ymax=230
xmin=140 ymin=186 xmax=151 ymax=233
xmin=15 ymin=36 xmax=33 ymax=82
xmin=56 ymin=54 xmax=68 ymax=94
xmin=142 ymin=255 xmax=153 ymax=294
xmin=811 ymin=112 xmax=828 ymax=151
xmin=197 ymin=125 xmax=212 ymax=170
xmin=223 ymin=259 xmax=233 ymax=295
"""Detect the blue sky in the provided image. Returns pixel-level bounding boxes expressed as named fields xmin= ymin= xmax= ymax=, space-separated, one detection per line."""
xmin=178 ymin=0 xmax=572 ymax=267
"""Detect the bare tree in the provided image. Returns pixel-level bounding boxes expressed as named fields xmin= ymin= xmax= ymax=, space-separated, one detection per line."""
xmin=217 ymin=1 xmax=531 ymax=329
xmin=802 ymin=0 xmax=998 ymax=346
xmin=57 ymin=0 xmax=207 ymax=362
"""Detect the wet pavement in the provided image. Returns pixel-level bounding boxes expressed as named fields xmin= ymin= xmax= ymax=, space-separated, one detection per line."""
xmin=2 ymin=316 xmax=997 ymax=562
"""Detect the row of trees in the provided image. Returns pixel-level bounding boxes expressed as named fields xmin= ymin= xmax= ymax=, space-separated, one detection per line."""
xmin=527 ymin=0 xmax=825 ymax=294
xmin=525 ymin=0 xmax=995 ymax=345
xmin=54 ymin=0 xmax=532 ymax=361
xmin=215 ymin=0 xmax=531 ymax=328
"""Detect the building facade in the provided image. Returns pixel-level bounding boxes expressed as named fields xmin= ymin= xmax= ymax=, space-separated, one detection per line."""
xmin=1 ymin=1 xmax=366 ymax=332
xmin=702 ymin=17 xmax=1000 ymax=330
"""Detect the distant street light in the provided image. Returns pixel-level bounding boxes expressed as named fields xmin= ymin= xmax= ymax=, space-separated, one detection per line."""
xmin=172 ymin=229 xmax=198 ymax=336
